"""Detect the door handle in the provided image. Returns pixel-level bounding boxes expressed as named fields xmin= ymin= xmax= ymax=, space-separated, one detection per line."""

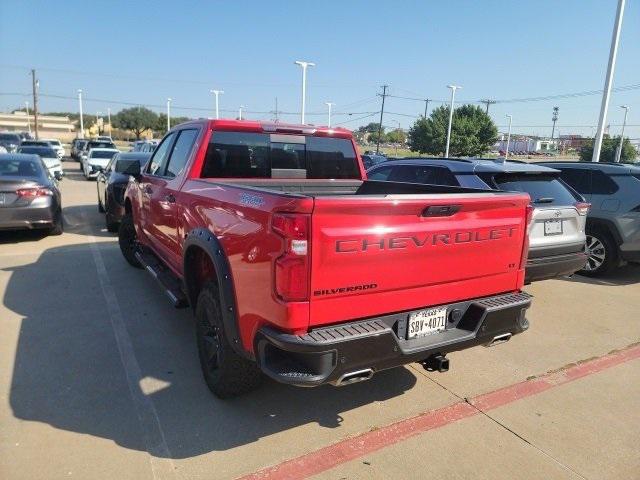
xmin=165 ymin=193 xmax=176 ymax=203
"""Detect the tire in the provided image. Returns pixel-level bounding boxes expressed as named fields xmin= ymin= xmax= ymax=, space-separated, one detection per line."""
xmin=49 ymin=210 xmax=64 ymax=236
xmin=118 ymin=212 xmax=142 ymax=268
xmin=580 ymin=227 xmax=618 ymax=277
xmin=105 ymin=214 xmax=119 ymax=233
xmin=196 ymin=282 xmax=261 ymax=398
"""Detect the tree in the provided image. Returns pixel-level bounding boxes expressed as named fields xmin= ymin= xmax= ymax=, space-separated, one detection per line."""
xmin=386 ymin=128 xmax=406 ymax=144
xmin=408 ymin=104 xmax=498 ymax=157
xmin=356 ymin=122 xmax=381 ymax=135
xmin=114 ymin=107 xmax=158 ymax=139
xmin=155 ymin=114 xmax=192 ymax=135
xmin=579 ymin=136 xmax=637 ymax=163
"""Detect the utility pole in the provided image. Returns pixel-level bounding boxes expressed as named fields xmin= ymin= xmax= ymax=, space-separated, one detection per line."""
xmin=615 ymin=105 xmax=629 ymax=162
xmin=480 ymin=99 xmax=496 ymax=114
xmin=107 ymin=107 xmax=111 ymax=135
xmin=592 ymin=0 xmax=626 ymax=162
xmin=166 ymin=98 xmax=171 ymax=132
xmin=551 ymin=106 xmax=559 ymax=139
xmin=274 ymin=97 xmax=279 ymax=122
xmin=31 ymin=69 xmax=39 ymax=140
xmin=325 ymin=102 xmax=334 ymax=127
xmin=423 ymin=98 xmax=430 ymax=118
xmin=445 ymin=85 xmax=462 ymax=157
xmin=77 ymin=89 xmax=84 ymax=138
xmin=376 ymin=85 xmax=388 ymax=154
xmin=25 ymin=101 xmax=31 ymax=135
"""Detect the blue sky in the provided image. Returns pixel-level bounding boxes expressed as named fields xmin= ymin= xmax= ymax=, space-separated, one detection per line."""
xmin=1 ymin=0 xmax=639 ymax=138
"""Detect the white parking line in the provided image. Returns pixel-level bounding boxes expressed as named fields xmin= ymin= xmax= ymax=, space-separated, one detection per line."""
xmin=87 ymin=229 xmax=177 ymax=480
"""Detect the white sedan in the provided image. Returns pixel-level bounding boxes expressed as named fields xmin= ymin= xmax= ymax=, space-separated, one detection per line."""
xmin=82 ymin=148 xmax=119 ymax=179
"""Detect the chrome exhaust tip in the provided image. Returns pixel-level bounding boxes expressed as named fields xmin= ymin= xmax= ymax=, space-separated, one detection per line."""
xmin=485 ymin=332 xmax=512 ymax=347
xmin=334 ymin=368 xmax=374 ymax=386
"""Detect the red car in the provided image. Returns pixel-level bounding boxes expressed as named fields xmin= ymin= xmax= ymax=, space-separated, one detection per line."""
xmin=119 ymin=119 xmax=533 ymax=398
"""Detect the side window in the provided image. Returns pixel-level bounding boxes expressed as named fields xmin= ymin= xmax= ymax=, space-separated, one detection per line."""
xmin=147 ymin=133 xmax=176 ymax=176
xmin=368 ymin=166 xmax=393 ymax=180
xmin=166 ymin=129 xmax=198 ymax=178
xmin=558 ymin=168 xmax=592 ymax=194
xmin=590 ymin=170 xmax=619 ymax=195
xmin=105 ymin=154 xmax=118 ymax=173
xmin=202 ymin=131 xmax=270 ymax=178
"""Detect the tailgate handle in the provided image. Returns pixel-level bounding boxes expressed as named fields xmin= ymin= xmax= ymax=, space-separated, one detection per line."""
xmin=421 ymin=205 xmax=461 ymax=217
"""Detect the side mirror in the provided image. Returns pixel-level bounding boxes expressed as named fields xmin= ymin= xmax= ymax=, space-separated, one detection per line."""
xmin=116 ymin=159 xmax=141 ymax=176
xmin=54 ymin=171 xmax=63 ymax=181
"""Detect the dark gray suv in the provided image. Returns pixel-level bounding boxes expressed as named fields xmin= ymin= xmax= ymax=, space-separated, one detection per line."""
xmin=537 ymin=161 xmax=640 ymax=276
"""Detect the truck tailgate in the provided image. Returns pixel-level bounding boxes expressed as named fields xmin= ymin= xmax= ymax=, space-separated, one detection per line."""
xmin=309 ymin=193 xmax=530 ymax=326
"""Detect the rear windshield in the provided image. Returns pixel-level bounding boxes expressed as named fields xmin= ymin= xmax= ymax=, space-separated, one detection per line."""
xmin=88 ymin=141 xmax=116 ymax=149
xmin=90 ymin=150 xmax=118 ymax=159
xmin=0 ymin=158 xmax=44 ymax=177
xmin=17 ymin=147 xmax=57 ymax=157
xmin=201 ymin=131 xmax=360 ymax=179
xmin=20 ymin=141 xmax=49 ymax=147
xmin=0 ymin=134 xmax=21 ymax=142
xmin=491 ymin=173 xmax=579 ymax=205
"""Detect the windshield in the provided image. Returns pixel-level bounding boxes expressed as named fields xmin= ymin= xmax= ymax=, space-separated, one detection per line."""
xmin=0 ymin=134 xmax=21 ymax=143
xmin=492 ymin=173 xmax=580 ymax=206
xmin=0 ymin=158 xmax=44 ymax=178
xmin=90 ymin=150 xmax=118 ymax=159
xmin=202 ymin=132 xmax=359 ymax=179
xmin=88 ymin=142 xmax=116 ymax=149
xmin=17 ymin=147 xmax=57 ymax=157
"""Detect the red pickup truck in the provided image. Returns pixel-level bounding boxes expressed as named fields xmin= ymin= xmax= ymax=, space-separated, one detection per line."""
xmin=119 ymin=119 xmax=533 ymax=398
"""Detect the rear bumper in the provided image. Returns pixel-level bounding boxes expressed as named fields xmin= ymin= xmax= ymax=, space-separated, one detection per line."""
xmin=525 ymin=251 xmax=587 ymax=283
xmin=0 ymin=201 xmax=57 ymax=230
xmin=255 ymin=291 xmax=532 ymax=387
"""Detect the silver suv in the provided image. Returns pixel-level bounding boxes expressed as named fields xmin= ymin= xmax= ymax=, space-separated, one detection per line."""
xmin=537 ymin=161 xmax=640 ymax=276
xmin=366 ymin=158 xmax=588 ymax=283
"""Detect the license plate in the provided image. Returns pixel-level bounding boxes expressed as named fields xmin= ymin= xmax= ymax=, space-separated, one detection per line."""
xmin=544 ymin=219 xmax=563 ymax=236
xmin=407 ymin=306 xmax=448 ymax=339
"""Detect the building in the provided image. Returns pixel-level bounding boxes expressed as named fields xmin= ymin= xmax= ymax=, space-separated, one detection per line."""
xmin=495 ymin=136 xmax=558 ymax=153
xmin=0 ymin=111 xmax=76 ymax=141
xmin=559 ymin=135 xmax=589 ymax=149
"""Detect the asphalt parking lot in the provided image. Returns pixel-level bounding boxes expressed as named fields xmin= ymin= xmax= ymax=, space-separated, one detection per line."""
xmin=1 ymin=160 xmax=639 ymax=480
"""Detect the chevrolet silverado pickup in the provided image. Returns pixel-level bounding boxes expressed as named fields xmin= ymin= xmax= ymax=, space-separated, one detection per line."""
xmin=119 ymin=119 xmax=533 ymax=398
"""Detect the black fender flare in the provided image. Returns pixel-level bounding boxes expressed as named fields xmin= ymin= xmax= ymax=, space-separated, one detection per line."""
xmin=183 ymin=228 xmax=252 ymax=360
xmin=586 ymin=216 xmax=623 ymax=246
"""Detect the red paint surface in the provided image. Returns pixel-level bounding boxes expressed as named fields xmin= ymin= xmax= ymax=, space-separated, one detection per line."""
xmin=238 ymin=344 xmax=640 ymax=480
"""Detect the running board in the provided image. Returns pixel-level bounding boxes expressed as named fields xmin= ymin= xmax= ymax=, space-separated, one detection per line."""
xmin=135 ymin=250 xmax=188 ymax=308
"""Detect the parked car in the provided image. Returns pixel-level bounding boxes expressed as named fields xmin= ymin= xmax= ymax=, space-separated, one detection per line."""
xmin=16 ymin=145 xmax=64 ymax=179
xmin=70 ymin=138 xmax=87 ymax=160
xmin=139 ymin=142 xmax=157 ymax=153
xmin=361 ymin=153 xmax=387 ymax=170
xmin=96 ymin=135 xmax=113 ymax=142
xmin=0 ymin=132 xmax=22 ymax=153
xmin=131 ymin=140 xmax=157 ymax=152
xmin=536 ymin=161 xmax=640 ymax=276
xmin=367 ymin=158 xmax=588 ymax=283
xmin=96 ymin=152 xmax=149 ymax=232
xmin=0 ymin=153 xmax=63 ymax=235
xmin=118 ymin=119 xmax=533 ymax=398
xmin=79 ymin=140 xmax=118 ymax=163
xmin=82 ymin=148 xmax=119 ymax=180
xmin=41 ymin=138 xmax=65 ymax=159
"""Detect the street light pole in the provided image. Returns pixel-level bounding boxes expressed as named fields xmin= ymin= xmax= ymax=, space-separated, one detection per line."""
xmin=107 ymin=107 xmax=111 ymax=135
xmin=294 ymin=60 xmax=315 ymax=124
xmin=325 ymin=102 xmax=334 ymax=127
xmin=592 ymin=0 xmax=626 ymax=162
xmin=166 ymin=98 xmax=171 ymax=132
xmin=445 ymin=85 xmax=461 ymax=157
xmin=25 ymin=101 xmax=31 ymax=135
xmin=210 ymin=89 xmax=224 ymax=119
xmin=551 ymin=106 xmax=559 ymax=139
xmin=77 ymin=89 xmax=84 ymax=139
xmin=615 ymin=105 xmax=629 ymax=162
xmin=239 ymin=105 xmax=244 ymax=120
xmin=505 ymin=114 xmax=513 ymax=159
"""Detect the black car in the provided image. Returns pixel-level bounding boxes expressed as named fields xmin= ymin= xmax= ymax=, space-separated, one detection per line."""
xmin=0 ymin=153 xmax=63 ymax=235
xmin=97 ymin=152 xmax=149 ymax=232
xmin=361 ymin=153 xmax=387 ymax=170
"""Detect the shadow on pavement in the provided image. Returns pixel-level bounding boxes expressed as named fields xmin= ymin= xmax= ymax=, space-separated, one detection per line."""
xmin=563 ymin=263 xmax=640 ymax=287
xmin=6 ymin=242 xmax=417 ymax=459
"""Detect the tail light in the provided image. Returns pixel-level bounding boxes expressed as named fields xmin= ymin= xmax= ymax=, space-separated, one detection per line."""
xmin=520 ymin=204 xmax=535 ymax=269
xmin=272 ymin=213 xmax=310 ymax=302
xmin=16 ymin=187 xmax=53 ymax=198
xmin=575 ymin=202 xmax=590 ymax=216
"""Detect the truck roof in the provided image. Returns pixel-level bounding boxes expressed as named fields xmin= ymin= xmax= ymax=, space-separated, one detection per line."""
xmin=174 ymin=119 xmax=354 ymax=139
